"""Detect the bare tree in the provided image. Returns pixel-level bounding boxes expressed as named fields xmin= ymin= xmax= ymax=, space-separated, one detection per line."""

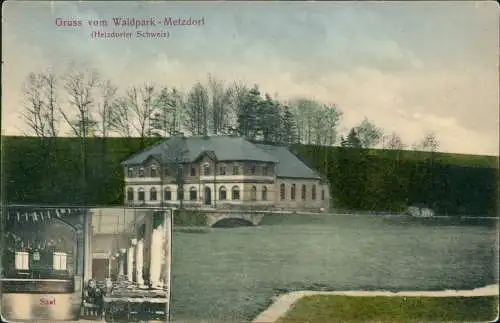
xmin=356 ymin=117 xmax=383 ymax=148
xmin=61 ymin=68 xmax=100 ymax=137
xmin=207 ymin=74 xmax=232 ymax=135
xmin=152 ymin=87 xmax=186 ymax=137
xmin=383 ymin=132 xmax=405 ymax=150
xmin=124 ymin=84 xmax=156 ymax=139
xmin=185 ymin=82 xmax=209 ymax=136
xmin=20 ymin=71 xmax=60 ymax=137
xmin=96 ymin=80 xmax=118 ymax=137
xmin=109 ymin=97 xmax=133 ymax=138
xmin=420 ymin=132 xmax=439 ymax=152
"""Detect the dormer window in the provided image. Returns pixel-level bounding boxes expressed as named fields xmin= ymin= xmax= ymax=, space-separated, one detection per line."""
xmin=232 ymin=164 xmax=240 ymax=175
xmin=127 ymin=168 xmax=134 ymax=177
xmin=138 ymin=167 xmax=145 ymax=177
xmin=262 ymin=165 xmax=268 ymax=176
xmin=219 ymin=165 xmax=226 ymax=175
xmin=151 ymin=165 xmax=157 ymax=177
xmin=203 ymin=163 xmax=210 ymax=176
xmin=250 ymin=164 xmax=256 ymax=175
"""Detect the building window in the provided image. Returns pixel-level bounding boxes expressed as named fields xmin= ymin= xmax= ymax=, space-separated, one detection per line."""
xmin=321 ymin=189 xmax=325 ymax=201
xmin=231 ymin=186 xmax=240 ymax=200
xmin=127 ymin=168 xmax=134 ymax=177
xmin=53 ymin=252 xmax=67 ymax=271
xmin=262 ymin=165 xmax=268 ymax=176
xmin=189 ymin=187 xmax=197 ymax=201
xmin=150 ymin=187 xmax=157 ymax=201
xmin=151 ymin=166 xmax=157 ymax=177
xmin=127 ymin=188 xmax=134 ymax=201
xmin=251 ymin=185 xmax=257 ymax=201
xmin=219 ymin=186 xmax=227 ymax=200
xmin=280 ymin=183 xmax=285 ymax=200
xmin=177 ymin=165 xmax=184 ymax=178
xmin=15 ymin=251 xmax=29 ymax=270
xmin=190 ymin=167 xmax=196 ymax=176
xmin=219 ymin=165 xmax=226 ymax=175
xmin=291 ymin=184 xmax=296 ymax=200
xmin=232 ymin=165 xmax=240 ymax=175
xmin=203 ymin=163 xmax=210 ymax=176
xmin=138 ymin=167 xmax=145 ymax=177
xmin=262 ymin=186 xmax=268 ymax=201
xmin=301 ymin=184 xmax=306 ymax=200
xmin=312 ymin=185 xmax=316 ymax=200
xmin=138 ymin=188 xmax=145 ymax=202
xmin=250 ymin=164 xmax=256 ymax=175
xmin=164 ymin=188 xmax=172 ymax=201
xmin=163 ymin=167 xmax=169 ymax=177
xmin=177 ymin=188 xmax=184 ymax=201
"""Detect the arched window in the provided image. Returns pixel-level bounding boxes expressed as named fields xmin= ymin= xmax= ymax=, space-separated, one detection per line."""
xmin=150 ymin=165 xmax=157 ymax=177
xmin=164 ymin=187 xmax=172 ymax=201
xmin=219 ymin=186 xmax=227 ymax=200
xmin=280 ymin=183 xmax=286 ymax=200
xmin=231 ymin=186 xmax=240 ymax=200
xmin=138 ymin=167 xmax=145 ymax=177
xmin=251 ymin=185 xmax=257 ymax=201
xmin=203 ymin=163 xmax=210 ymax=176
xmin=127 ymin=188 xmax=134 ymax=201
xmin=301 ymin=184 xmax=306 ymax=200
xmin=150 ymin=187 xmax=157 ymax=201
xmin=138 ymin=188 xmax=145 ymax=201
xmin=321 ymin=189 xmax=325 ymax=201
xmin=311 ymin=184 xmax=316 ymax=200
xmin=189 ymin=187 xmax=197 ymax=201
xmin=291 ymin=184 xmax=296 ymax=200
xmin=177 ymin=188 xmax=184 ymax=201
xmin=262 ymin=186 xmax=268 ymax=201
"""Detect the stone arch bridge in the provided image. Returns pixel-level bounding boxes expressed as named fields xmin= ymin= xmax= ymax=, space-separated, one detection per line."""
xmin=203 ymin=210 xmax=265 ymax=227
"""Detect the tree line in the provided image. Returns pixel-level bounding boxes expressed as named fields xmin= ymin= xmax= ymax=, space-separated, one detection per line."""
xmin=20 ymin=65 xmax=439 ymax=151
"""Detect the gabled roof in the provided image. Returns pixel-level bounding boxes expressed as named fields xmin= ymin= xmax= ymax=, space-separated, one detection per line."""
xmin=121 ymin=136 xmax=278 ymax=166
xmin=255 ymin=144 xmax=322 ymax=179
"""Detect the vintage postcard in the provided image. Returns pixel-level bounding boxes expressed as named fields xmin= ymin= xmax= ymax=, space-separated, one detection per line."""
xmin=1 ymin=1 xmax=498 ymax=323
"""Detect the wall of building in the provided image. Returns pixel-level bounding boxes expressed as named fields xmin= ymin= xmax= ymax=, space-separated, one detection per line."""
xmin=274 ymin=178 xmax=330 ymax=211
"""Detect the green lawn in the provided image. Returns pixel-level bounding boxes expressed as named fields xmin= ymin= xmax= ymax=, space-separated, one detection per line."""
xmin=277 ymin=295 xmax=499 ymax=323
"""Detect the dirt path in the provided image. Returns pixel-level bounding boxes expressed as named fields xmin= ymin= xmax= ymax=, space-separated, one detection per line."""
xmin=252 ymin=284 xmax=499 ymax=323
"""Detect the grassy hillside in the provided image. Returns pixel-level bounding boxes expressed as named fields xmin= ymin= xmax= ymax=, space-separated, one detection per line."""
xmin=1 ymin=136 xmax=497 ymax=216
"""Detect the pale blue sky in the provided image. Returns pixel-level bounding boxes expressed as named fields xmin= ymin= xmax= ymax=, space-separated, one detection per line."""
xmin=2 ymin=1 xmax=498 ymax=155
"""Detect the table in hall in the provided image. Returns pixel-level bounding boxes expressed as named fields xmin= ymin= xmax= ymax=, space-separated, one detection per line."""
xmin=103 ymin=286 xmax=168 ymax=322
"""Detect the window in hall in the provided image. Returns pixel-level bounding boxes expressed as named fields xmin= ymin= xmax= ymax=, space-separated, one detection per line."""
xmin=189 ymin=187 xmax=197 ymax=201
xmin=127 ymin=188 xmax=134 ymax=201
xmin=138 ymin=167 xmax=145 ymax=177
xmin=163 ymin=167 xmax=169 ymax=177
xmin=150 ymin=165 xmax=158 ymax=177
xmin=190 ymin=167 xmax=196 ymax=176
xmin=250 ymin=164 xmax=256 ymax=175
xmin=231 ymin=186 xmax=240 ymax=200
xmin=138 ymin=188 xmax=145 ymax=202
xmin=312 ymin=185 xmax=317 ymax=200
xmin=53 ymin=252 xmax=67 ymax=271
xmin=262 ymin=186 xmax=268 ymax=200
xmin=164 ymin=187 xmax=172 ymax=201
xmin=251 ymin=185 xmax=257 ymax=201
xmin=219 ymin=165 xmax=226 ymax=175
xmin=203 ymin=163 xmax=210 ymax=176
xmin=262 ymin=165 xmax=269 ymax=176
xmin=321 ymin=189 xmax=325 ymax=201
xmin=177 ymin=165 xmax=184 ymax=178
xmin=219 ymin=186 xmax=227 ymax=200
xmin=150 ymin=187 xmax=157 ymax=201
xmin=291 ymin=184 xmax=296 ymax=200
xmin=15 ymin=251 xmax=29 ymax=270
xmin=232 ymin=164 xmax=240 ymax=175
xmin=280 ymin=183 xmax=286 ymax=200
xmin=127 ymin=168 xmax=134 ymax=177
xmin=301 ymin=185 xmax=306 ymax=200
